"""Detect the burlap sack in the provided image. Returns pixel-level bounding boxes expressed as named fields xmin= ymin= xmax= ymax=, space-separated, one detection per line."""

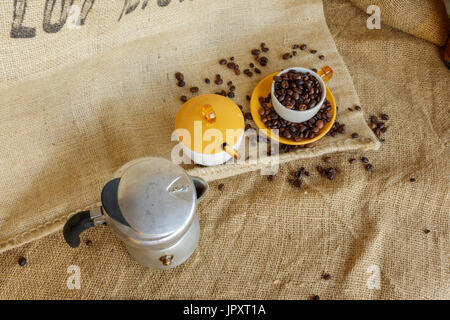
xmin=0 ymin=0 xmax=379 ymax=253
xmin=0 ymin=0 xmax=448 ymax=300
xmin=350 ymin=0 xmax=449 ymax=46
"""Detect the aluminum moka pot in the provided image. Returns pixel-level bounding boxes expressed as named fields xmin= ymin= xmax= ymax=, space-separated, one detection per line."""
xmin=63 ymin=157 xmax=209 ymax=269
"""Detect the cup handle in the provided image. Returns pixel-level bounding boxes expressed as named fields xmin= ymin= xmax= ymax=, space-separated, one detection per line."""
xmin=221 ymin=143 xmax=239 ymax=160
xmin=317 ymin=66 xmax=333 ymax=84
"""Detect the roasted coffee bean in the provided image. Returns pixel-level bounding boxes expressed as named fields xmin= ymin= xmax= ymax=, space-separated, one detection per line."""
xmin=250 ymin=63 xmax=255 ymax=68
xmin=219 ymin=59 xmax=227 ymax=65
xmin=233 ymin=64 xmax=240 ymax=71
xmin=234 ymin=69 xmax=241 ymax=75
xmin=267 ymin=175 xmax=275 ymax=182
xmin=348 ymin=108 xmax=353 ymax=112
xmin=322 ymin=273 xmax=331 ymax=280
xmin=214 ymin=78 xmax=223 ymax=85
xmin=311 ymin=295 xmax=320 ymax=300
xmin=230 ymin=85 xmax=236 ymax=92
xmin=370 ymin=115 xmax=379 ymax=124
xmin=261 ymin=47 xmax=269 ymax=52
xmin=227 ymin=62 xmax=235 ymax=69
xmin=310 ymin=49 xmax=317 ymax=54
xmin=355 ymin=105 xmax=361 ymax=111
xmin=205 ymin=78 xmax=210 ymax=84
xmin=174 ymin=72 xmax=184 ymax=81
xmin=254 ymin=68 xmax=261 ymax=74
xmin=238 ymin=105 xmax=243 ymax=110
xmin=180 ymin=95 xmax=188 ymax=102
xmin=319 ymin=55 xmax=325 ymax=60
xmin=349 ymin=158 xmax=356 ymax=164
xmin=251 ymin=49 xmax=261 ymax=56
xmin=246 ymin=95 xmax=251 ymax=101
xmin=190 ymin=87 xmax=199 ymax=93
xmin=361 ymin=157 xmax=369 ymax=163
xmin=218 ymin=183 xmax=225 ymax=191
xmin=381 ymin=114 xmax=389 ymax=121
xmin=410 ymin=178 xmax=416 ymax=182
xmin=311 ymin=68 xmax=318 ymax=73
xmin=85 ymin=240 xmax=93 ymax=246
xmin=293 ymin=44 xmax=300 ymax=49
xmin=246 ymin=71 xmax=254 ymax=77
xmin=423 ymin=229 xmax=430 ymax=234
xmin=177 ymin=80 xmax=185 ymax=87
xmin=227 ymin=91 xmax=235 ymax=98
xmin=244 ymin=113 xmax=253 ymax=121
xmin=18 ymin=257 xmax=27 ymax=267
xmin=300 ymin=44 xmax=307 ymax=50
xmin=282 ymin=53 xmax=291 ymax=60
xmin=323 ymin=156 xmax=332 ymax=163
xmin=293 ymin=51 xmax=298 ymax=56
xmin=351 ymin=133 xmax=359 ymax=139
xmin=230 ymin=56 xmax=235 ymax=61
xmin=365 ymin=164 xmax=374 ymax=171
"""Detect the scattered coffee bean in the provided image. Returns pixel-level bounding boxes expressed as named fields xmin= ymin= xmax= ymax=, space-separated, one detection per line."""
xmin=190 ymin=87 xmax=199 ymax=93
xmin=293 ymin=44 xmax=300 ymax=49
xmin=323 ymin=156 xmax=332 ymax=163
xmin=319 ymin=55 xmax=325 ymax=60
xmin=218 ymin=183 xmax=225 ymax=191
xmin=205 ymin=78 xmax=210 ymax=84
xmin=259 ymin=56 xmax=269 ymax=66
xmin=293 ymin=51 xmax=298 ymax=56
xmin=327 ymin=121 xmax=346 ymax=137
xmin=348 ymin=108 xmax=353 ymax=112
xmin=410 ymin=178 xmax=416 ymax=182
xmin=174 ymin=72 xmax=184 ymax=81
xmin=311 ymin=68 xmax=318 ymax=73
xmin=177 ymin=80 xmax=185 ymax=87
xmin=423 ymin=229 xmax=430 ymax=234
xmin=227 ymin=91 xmax=235 ymax=98
xmin=370 ymin=115 xmax=379 ymax=124
xmin=381 ymin=114 xmax=389 ymax=121
xmin=180 ymin=95 xmax=188 ymax=102
xmin=230 ymin=85 xmax=236 ymax=92
xmin=85 ymin=240 xmax=93 ymax=246
xmin=310 ymin=49 xmax=317 ymax=54
xmin=244 ymin=112 xmax=253 ymax=121
xmin=322 ymin=273 xmax=331 ymax=280
xmin=300 ymin=44 xmax=307 ymax=50
xmin=219 ymin=59 xmax=227 ymax=65
xmin=246 ymin=95 xmax=251 ymax=101
xmin=361 ymin=157 xmax=369 ymax=164
xmin=18 ymin=257 xmax=27 ymax=267
xmin=365 ymin=163 xmax=374 ymax=171
xmin=349 ymin=158 xmax=356 ymax=164
xmin=282 ymin=53 xmax=291 ymax=60
xmin=311 ymin=295 xmax=320 ymax=300
xmin=227 ymin=62 xmax=235 ymax=69
xmin=355 ymin=105 xmax=361 ymax=111
xmin=249 ymin=63 xmax=255 ymax=68
xmin=234 ymin=69 xmax=241 ymax=75
xmin=254 ymin=68 xmax=261 ymax=74
xmin=214 ymin=78 xmax=223 ymax=85
xmin=230 ymin=56 xmax=235 ymax=61
xmin=351 ymin=133 xmax=359 ymax=139
xmin=251 ymin=49 xmax=261 ymax=56
xmin=267 ymin=175 xmax=275 ymax=182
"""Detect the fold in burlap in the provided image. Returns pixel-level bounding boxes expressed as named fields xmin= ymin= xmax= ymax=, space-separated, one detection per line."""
xmin=0 ymin=0 xmax=378 ymax=253
xmin=350 ymin=0 xmax=449 ymax=46
xmin=0 ymin=0 xmax=448 ymax=300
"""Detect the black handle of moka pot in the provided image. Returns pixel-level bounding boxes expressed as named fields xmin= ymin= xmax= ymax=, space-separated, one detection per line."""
xmin=63 ymin=211 xmax=95 ymax=248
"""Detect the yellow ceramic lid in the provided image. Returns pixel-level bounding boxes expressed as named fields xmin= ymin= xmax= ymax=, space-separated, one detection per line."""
xmin=175 ymin=94 xmax=245 ymax=155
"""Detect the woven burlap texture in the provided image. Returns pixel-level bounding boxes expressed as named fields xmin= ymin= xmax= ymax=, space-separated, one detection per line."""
xmin=350 ymin=0 xmax=449 ymax=46
xmin=0 ymin=0 xmax=448 ymax=300
xmin=0 ymin=0 xmax=378 ymax=253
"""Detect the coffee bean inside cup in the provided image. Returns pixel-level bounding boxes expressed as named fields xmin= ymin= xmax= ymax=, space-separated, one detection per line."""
xmin=273 ymin=70 xmax=322 ymax=111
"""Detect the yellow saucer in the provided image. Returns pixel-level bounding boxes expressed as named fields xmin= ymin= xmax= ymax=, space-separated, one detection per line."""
xmin=250 ymin=72 xmax=337 ymax=145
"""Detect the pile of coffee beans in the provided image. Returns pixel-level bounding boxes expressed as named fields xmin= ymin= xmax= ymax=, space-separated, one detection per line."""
xmin=258 ymin=93 xmax=333 ymax=142
xmin=273 ymin=70 xmax=322 ymax=111
xmin=316 ymin=165 xmax=340 ymax=180
xmin=175 ymin=72 xmax=185 ymax=87
xmin=288 ymin=167 xmax=310 ymax=189
xmin=369 ymin=114 xmax=389 ymax=143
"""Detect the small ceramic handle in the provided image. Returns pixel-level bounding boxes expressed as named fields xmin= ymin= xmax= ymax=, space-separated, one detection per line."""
xmin=317 ymin=66 xmax=333 ymax=84
xmin=202 ymin=104 xmax=216 ymax=124
xmin=221 ymin=143 xmax=239 ymax=160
